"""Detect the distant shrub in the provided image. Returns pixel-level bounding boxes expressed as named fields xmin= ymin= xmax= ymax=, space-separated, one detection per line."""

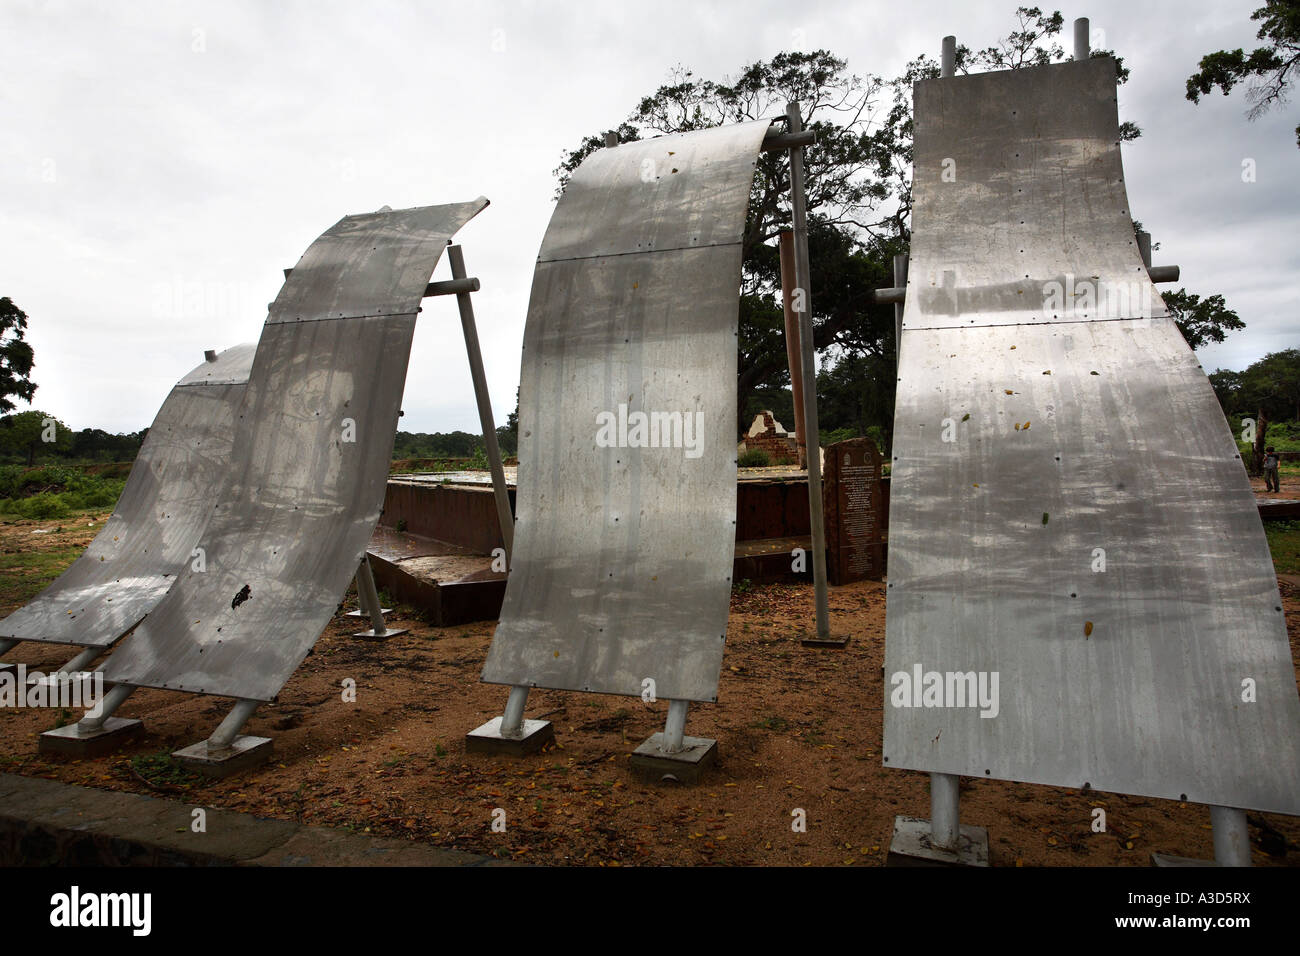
xmin=739 ymin=449 xmax=771 ymax=468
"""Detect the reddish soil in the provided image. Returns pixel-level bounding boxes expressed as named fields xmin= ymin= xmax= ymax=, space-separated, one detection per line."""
xmin=0 ymin=512 xmax=1297 ymax=867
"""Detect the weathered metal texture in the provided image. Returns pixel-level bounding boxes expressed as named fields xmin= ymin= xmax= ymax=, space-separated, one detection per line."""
xmin=481 ymin=122 xmax=770 ymax=702
xmin=0 ymin=345 xmax=254 ymax=647
xmin=883 ymin=58 xmax=1300 ymax=815
xmin=103 ymin=201 xmax=487 ymax=701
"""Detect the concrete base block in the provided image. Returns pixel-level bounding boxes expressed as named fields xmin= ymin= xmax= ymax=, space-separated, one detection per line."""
xmin=465 ymin=717 xmax=554 ymax=756
xmin=801 ymin=634 xmax=851 ymax=649
xmin=1151 ymin=852 xmax=1218 ymax=867
xmin=346 ymin=608 xmax=391 ymax=618
xmin=886 ymin=815 xmax=990 ymax=867
xmin=172 ymin=735 xmax=273 ymax=779
xmin=629 ymin=733 xmax=718 ymax=784
xmin=39 ymin=717 xmax=143 ymax=758
xmin=352 ymin=626 xmax=408 ymax=640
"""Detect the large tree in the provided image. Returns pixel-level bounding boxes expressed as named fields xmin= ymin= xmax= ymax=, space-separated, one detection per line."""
xmin=553 ymin=8 xmax=1222 ymax=445
xmin=0 ymin=297 xmax=37 ymax=413
xmin=1186 ymin=0 xmax=1300 ymax=147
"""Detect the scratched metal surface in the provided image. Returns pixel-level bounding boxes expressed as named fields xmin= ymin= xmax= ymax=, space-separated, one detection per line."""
xmin=103 ymin=201 xmax=487 ymax=701
xmin=481 ymin=122 xmax=769 ymax=702
xmin=0 ymin=344 xmax=254 ymax=648
xmin=882 ymin=58 xmax=1300 ymax=814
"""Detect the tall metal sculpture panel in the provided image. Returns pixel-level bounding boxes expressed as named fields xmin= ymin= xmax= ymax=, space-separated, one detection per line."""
xmin=481 ymin=122 xmax=770 ymax=703
xmin=0 ymin=344 xmax=254 ymax=647
xmin=102 ymin=201 xmax=487 ymax=701
xmin=882 ymin=58 xmax=1300 ymax=815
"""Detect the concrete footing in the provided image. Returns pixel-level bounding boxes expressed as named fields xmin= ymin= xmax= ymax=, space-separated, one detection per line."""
xmin=465 ymin=717 xmax=554 ymax=755
xmin=39 ymin=717 xmax=143 ymax=757
xmin=800 ymin=634 xmax=851 ymax=648
xmin=172 ymin=735 xmax=274 ymax=778
xmin=629 ymin=733 xmax=718 ymax=784
xmin=886 ymin=815 xmax=990 ymax=867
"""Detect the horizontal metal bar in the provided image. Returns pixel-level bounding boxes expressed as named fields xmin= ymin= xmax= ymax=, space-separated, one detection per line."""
xmin=282 ymin=269 xmax=479 ymax=297
xmin=761 ymin=129 xmax=816 ymax=152
xmin=873 ymin=265 xmax=1179 ymax=307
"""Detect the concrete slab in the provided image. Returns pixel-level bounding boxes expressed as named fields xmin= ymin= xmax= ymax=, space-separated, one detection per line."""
xmin=629 ymin=733 xmax=718 ymax=784
xmin=0 ymin=773 xmax=500 ymax=866
xmin=886 ymin=815 xmax=990 ymax=867
xmin=172 ymin=735 xmax=273 ymax=778
xmin=38 ymin=717 xmax=143 ymax=758
xmin=465 ymin=717 xmax=554 ymax=756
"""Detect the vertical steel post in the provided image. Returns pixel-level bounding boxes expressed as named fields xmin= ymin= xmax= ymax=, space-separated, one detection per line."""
xmin=1210 ymin=806 xmax=1252 ymax=866
xmin=1073 ymin=17 xmax=1090 ymax=60
xmin=931 ymin=772 xmax=960 ymax=849
xmin=355 ymin=556 xmax=388 ymax=635
xmin=1137 ymin=230 xmax=1152 ymax=270
xmin=448 ymin=245 xmax=514 ymax=564
xmin=786 ymin=101 xmax=832 ymax=644
xmin=59 ymin=645 xmax=105 ymax=675
xmin=663 ymin=699 xmax=689 ymax=754
xmin=500 ymin=685 xmax=530 ymax=736
xmin=893 ymin=253 xmax=909 ymax=366
xmin=779 ymin=230 xmax=808 ymax=468
xmin=207 ymin=698 xmax=259 ymax=751
xmin=941 ymin=36 xmax=956 ymax=78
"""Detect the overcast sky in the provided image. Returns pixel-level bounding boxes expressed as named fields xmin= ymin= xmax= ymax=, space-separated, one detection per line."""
xmin=2 ymin=0 xmax=1295 ymax=435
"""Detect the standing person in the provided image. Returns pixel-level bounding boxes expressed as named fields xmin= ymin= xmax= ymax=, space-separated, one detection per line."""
xmin=1263 ymin=446 xmax=1280 ymax=493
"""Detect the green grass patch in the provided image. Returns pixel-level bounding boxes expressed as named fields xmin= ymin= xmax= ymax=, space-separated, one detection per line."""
xmin=130 ymin=751 xmax=205 ymax=789
xmin=1266 ymin=520 xmax=1300 ymax=575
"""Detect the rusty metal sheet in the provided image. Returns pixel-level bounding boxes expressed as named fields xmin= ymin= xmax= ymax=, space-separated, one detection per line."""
xmin=883 ymin=58 xmax=1300 ymax=815
xmin=102 ymin=201 xmax=487 ymax=701
xmin=0 ymin=344 xmax=254 ymax=648
xmin=481 ymin=122 xmax=770 ymax=703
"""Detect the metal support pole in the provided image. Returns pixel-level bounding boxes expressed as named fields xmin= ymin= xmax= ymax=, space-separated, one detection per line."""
xmin=1073 ymin=17 xmax=1090 ymax=60
xmin=893 ymin=254 xmax=909 ymax=366
xmin=663 ymin=699 xmax=689 ymax=754
xmin=931 ymin=772 xmax=960 ymax=849
xmin=1137 ymin=230 xmax=1152 ymax=270
xmin=448 ymin=244 xmax=514 ymax=564
xmin=779 ymin=230 xmax=807 ymax=468
xmin=785 ymin=101 xmax=832 ymax=644
xmin=355 ymin=556 xmax=389 ymax=635
xmin=77 ymin=683 xmax=134 ymax=732
xmin=1210 ymin=806 xmax=1252 ymax=866
xmin=60 ymin=645 xmax=106 ymax=674
xmin=208 ymin=698 xmax=259 ymax=752
xmin=941 ymin=36 xmax=956 ymax=78
xmin=500 ymin=685 xmax=530 ymax=736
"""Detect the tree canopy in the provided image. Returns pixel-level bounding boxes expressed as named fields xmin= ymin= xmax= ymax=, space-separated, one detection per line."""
xmin=0 ymin=297 xmax=37 ymax=414
xmin=1187 ymin=0 xmax=1300 ymax=147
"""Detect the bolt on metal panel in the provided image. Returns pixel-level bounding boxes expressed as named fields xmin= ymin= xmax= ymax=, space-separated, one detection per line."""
xmin=0 ymin=344 xmax=255 ymax=647
xmin=481 ymin=122 xmax=770 ymax=703
xmin=882 ymin=58 xmax=1300 ymax=815
xmin=102 ymin=201 xmax=487 ymax=701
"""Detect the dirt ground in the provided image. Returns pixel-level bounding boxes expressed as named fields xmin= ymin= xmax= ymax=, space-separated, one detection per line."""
xmin=1 ymin=506 xmax=1298 ymax=867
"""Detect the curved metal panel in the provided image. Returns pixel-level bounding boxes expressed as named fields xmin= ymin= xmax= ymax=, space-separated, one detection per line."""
xmin=102 ymin=201 xmax=487 ymax=701
xmin=0 ymin=344 xmax=254 ymax=647
xmin=481 ymin=122 xmax=770 ymax=703
xmin=882 ymin=58 xmax=1300 ymax=814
